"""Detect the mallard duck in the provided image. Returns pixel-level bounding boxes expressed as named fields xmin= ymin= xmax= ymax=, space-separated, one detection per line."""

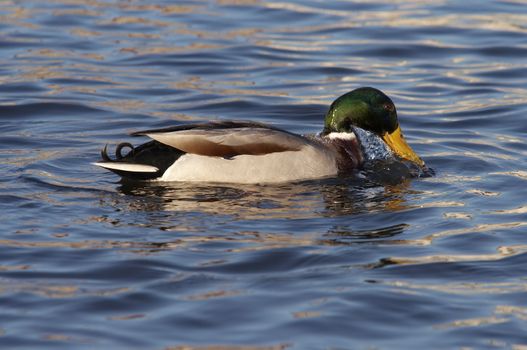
xmin=94 ymin=87 xmax=425 ymax=183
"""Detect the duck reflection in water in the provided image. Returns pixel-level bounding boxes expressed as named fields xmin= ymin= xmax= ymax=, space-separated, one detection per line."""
xmin=116 ymin=171 xmax=413 ymax=216
xmin=103 ymin=171 xmax=418 ymax=250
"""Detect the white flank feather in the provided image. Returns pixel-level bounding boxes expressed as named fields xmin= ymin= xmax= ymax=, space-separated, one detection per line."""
xmin=158 ymin=145 xmax=338 ymax=184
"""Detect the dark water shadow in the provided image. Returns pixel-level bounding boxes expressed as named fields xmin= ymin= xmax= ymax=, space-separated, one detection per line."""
xmin=320 ymin=223 xmax=410 ymax=246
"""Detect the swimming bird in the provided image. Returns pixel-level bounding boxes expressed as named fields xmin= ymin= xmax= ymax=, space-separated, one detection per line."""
xmin=94 ymin=87 xmax=425 ymax=183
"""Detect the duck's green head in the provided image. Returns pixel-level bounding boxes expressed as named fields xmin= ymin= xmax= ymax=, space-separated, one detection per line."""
xmin=324 ymin=87 xmax=424 ymax=166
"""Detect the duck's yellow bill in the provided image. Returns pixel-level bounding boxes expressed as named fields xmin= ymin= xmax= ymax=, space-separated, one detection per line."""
xmin=382 ymin=126 xmax=425 ymax=167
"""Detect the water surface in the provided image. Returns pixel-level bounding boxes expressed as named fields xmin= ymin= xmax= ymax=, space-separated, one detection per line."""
xmin=1 ymin=0 xmax=527 ymax=349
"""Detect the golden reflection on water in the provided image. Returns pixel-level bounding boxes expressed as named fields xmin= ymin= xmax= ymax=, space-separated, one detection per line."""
xmin=42 ymin=334 xmax=74 ymax=342
xmin=0 ymin=228 xmax=319 ymax=255
xmin=259 ymin=1 xmax=527 ymax=34
xmin=119 ymin=43 xmax=225 ymax=56
xmin=379 ymin=242 xmax=527 ymax=267
xmin=420 ymin=221 xmax=527 ymax=245
xmin=107 ymin=313 xmax=146 ymax=321
xmin=496 ymin=305 xmax=527 ymax=321
xmin=443 ymin=212 xmax=472 ymax=220
xmin=292 ymin=311 xmax=322 ymax=319
xmin=0 ymin=238 xmax=182 ymax=250
xmin=0 ymin=278 xmax=129 ymax=298
xmin=490 ymin=205 xmax=527 ymax=215
xmin=435 ymin=316 xmax=509 ymax=330
xmin=386 ymin=280 xmax=527 ymax=296
xmin=491 ymin=171 xmax=527 ymax=181
xmin=432 ymin=304 xmax=527 ymax=348
xmin=184 ymin=289 xmax=243 ymax=301
xmin=466 ymin=189 xmax=501 ymax=197
xmin=166 ymin=344 xmax=291 ymax=350
xmin=0 ymin=264 xmax=30 ymax=271
xmin=168 ymin=78 xmax=289 ymax=99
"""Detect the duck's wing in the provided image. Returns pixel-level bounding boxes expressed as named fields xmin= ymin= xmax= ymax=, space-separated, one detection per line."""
xmin=131 ymin=121 xmax=309 ymax=157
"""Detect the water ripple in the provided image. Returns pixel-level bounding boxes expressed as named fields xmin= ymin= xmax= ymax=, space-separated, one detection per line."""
xmin=1 ymin=0 xmax=527 ymax=349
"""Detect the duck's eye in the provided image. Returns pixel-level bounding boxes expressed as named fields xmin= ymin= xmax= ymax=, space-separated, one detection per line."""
xmin=383 ymin=103 xmax=394 ymax=112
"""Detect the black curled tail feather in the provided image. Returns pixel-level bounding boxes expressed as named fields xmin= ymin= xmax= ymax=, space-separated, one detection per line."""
xmin=101 ymin=144 xmax=111 ymax=161
xmin=100 ymin=142 xmax=137 ymax=162
xmin=115 ymin=142 xmax=135 ymax=159
xmin=97 ymin=140 xmax=185 ymax=181
xmin=101 ymin=142 xmax=136 ymax=161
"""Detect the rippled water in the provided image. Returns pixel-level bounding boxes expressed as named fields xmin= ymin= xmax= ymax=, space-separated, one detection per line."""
xmin=1 ymin=0 xmax=527 ymax=349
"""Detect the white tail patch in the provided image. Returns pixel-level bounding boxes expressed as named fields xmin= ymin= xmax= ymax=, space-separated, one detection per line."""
xmin=92 ymin=162 xmax=159 ymax=173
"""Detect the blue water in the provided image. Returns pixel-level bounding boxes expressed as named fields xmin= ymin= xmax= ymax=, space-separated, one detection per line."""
xmin=1 ymin=1 xmax=527 ymax=349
